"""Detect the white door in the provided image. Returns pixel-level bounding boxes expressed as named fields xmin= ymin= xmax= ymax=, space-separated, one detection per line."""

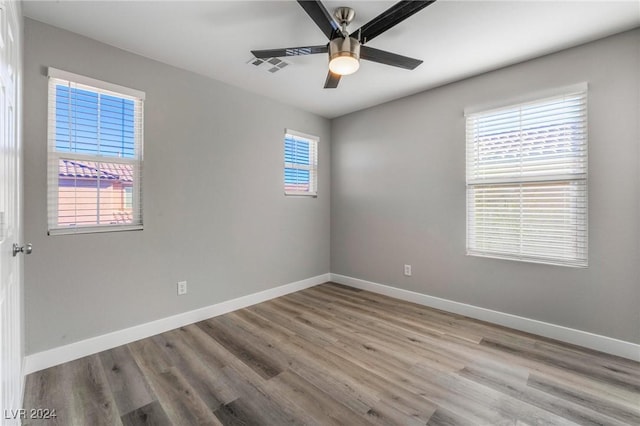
xmin=0 ymin=1 xmax=22 ymax=424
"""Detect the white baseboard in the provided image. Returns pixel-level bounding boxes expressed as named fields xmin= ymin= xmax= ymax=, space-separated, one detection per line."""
xmin=24 ymin=273 xmax=330 ymax=374
xmin=330 ymin=274 xmax=640 ymax=362
xmin=23 ymin=271 xmax=640 ymax=374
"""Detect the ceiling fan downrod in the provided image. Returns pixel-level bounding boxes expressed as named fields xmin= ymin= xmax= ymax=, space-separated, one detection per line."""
xmin=334 ymin=6 xmax=355 ymax=36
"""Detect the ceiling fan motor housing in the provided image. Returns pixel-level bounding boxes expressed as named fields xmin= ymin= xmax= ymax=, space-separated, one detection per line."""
xmin=328 ymin=36 xmax=361 ymax=74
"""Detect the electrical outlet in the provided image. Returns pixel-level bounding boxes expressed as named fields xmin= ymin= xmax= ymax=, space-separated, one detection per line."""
xmin=177 ymin=281 xmax=187 ymax=295
xmin=404 ymin=264 xmax=412 ymax=276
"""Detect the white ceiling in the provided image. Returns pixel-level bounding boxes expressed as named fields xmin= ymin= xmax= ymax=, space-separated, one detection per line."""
xmin=23 ymin=1 xmax=640 ymax=119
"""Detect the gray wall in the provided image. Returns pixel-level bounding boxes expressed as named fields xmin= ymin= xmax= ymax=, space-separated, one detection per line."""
xmin=331 ymin=29 xmax=640 ymax=344
xmin=24 ymin=19 xmax=331 ymax=354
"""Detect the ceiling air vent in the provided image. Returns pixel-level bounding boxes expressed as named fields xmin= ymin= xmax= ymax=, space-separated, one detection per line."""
xmin=247 ymin=56 xmax=290 ymax=74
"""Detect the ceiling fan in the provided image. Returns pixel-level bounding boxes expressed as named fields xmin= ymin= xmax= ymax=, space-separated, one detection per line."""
xmin=251 ymin=1 xmax=436 ymax=89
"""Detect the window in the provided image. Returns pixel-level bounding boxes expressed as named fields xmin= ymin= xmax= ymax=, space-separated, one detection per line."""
xmin=284 ymin=129 xmax=318 ymax=196
xmin=47 ymin=68 xmax=144 ymax=234
xmin=466 ymin=86 xmax=587 ymax=267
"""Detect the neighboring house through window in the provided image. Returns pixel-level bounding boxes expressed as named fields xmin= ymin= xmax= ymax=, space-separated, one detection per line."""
xmin=47 ymin=68 xmax=144 ymax=234
xmin=465 ymin=85 xmax=588 ymax=267
xmin=284 ymin=129 xmax=318 ymax=196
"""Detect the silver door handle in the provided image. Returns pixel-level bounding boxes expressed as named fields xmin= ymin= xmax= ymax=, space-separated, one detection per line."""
xmin=13 ymin=243 xmax=32 ymax=257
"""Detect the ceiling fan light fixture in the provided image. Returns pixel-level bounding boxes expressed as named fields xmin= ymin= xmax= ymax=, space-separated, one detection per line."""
xmin=328 ymin=36 xmax=361 ymax=76
xmin=329 ymin=55 xmax=360 ymax=75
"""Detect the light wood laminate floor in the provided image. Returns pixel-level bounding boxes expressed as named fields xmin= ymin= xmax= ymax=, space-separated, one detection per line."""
xmin=23 ymin=283 xmax=640 ymax=425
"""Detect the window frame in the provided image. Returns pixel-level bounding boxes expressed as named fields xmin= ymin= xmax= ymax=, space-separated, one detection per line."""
xmin=283 ymin=128 xmax=319 ymax=197
xmin=47 ymin=67 xmax=145 ymax=235
xmin=465 ymin=84 xmax=588 ymax=267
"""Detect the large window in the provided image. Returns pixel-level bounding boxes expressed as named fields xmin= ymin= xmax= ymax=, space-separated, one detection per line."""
xmin=284 ymin=129 xmax=318 ymax=197
xmin=465 ymin=86 xmax=587 ymax=267
xmin=47 ymin=68 xmax=144 ymax=234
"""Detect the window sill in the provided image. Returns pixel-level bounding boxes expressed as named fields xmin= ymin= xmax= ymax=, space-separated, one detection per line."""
xmin=466 ymin=251 xmax=587 ymax=268
xmin=284 ymin=192 xmax=317 ymax=198
xmin=48 ymin=225 xmax=143 ymax=236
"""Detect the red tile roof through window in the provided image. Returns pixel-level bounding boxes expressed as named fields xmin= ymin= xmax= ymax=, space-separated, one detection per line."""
xmin=58 ymin=159 xmax=133 ymax=182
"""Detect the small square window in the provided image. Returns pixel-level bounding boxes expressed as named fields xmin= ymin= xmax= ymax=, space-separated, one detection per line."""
xmin=284 ymin=129 xmax=318 ymax=197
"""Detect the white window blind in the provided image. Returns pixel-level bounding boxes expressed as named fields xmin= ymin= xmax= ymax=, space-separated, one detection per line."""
xmin=466 ymin=87 xmax=587 ymax=267
xmin=47 ymin=68 xmax=144 ymax=235
xmin=284 ymin=129 xmax=318 ymax=196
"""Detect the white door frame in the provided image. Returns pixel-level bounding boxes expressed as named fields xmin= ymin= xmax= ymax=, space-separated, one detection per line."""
xmin=0 ymin=0 xmax=23 ymax=424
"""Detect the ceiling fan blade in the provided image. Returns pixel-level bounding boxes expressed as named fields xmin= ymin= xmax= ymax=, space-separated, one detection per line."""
xmin=360 ymin=46 xmax=423 ymax=70
xmin=355 ymin=1 xmax=435 ymax=44
xmin=297 ymin=0 xmax=343 ymax=40
xmin=252 ymin=45 xmax=328 ymax=59
xmin=324 ymin=71 xmax=341 ymax=89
